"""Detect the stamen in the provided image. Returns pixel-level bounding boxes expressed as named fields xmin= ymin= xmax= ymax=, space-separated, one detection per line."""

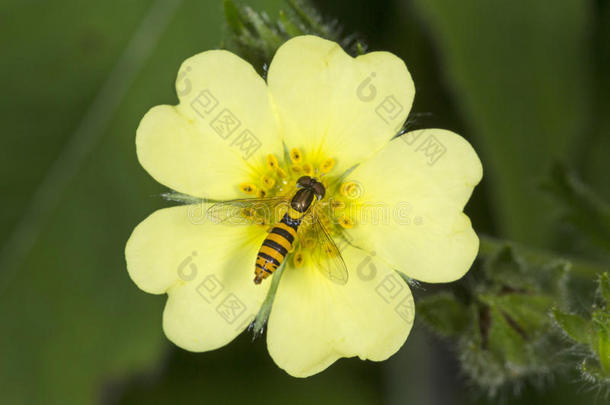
xmin=302 ymin=163 xmax=313 ymax=176
xmin=261 ymin=175 xmax=276 ymax=189
xmin=293 ymin=250 xmax=304 ymax=267
xmin=239 ymin=183 xmax=258 ymax=195
xmin=257 ymin=189 xmax=267 ymax=198
xmin=320 ymin=158 xmax=335 ymax=173
xmin=338 ymin=215 xmax=355 ymax=229
xmin=291 ymin=165 xmax=302 ymax=174
xmin=242 ymin=207 xmax=264 ymax=225
xmin=330 ymin=199 xmax=346 ymax=210
xmin=266 ymin=154 xmax=279 ymax=170
xmin=242 ymin=207 xmax=255 ymax=218
xmin=276 ymin=167 xmax=288 ymax=178
xmin=302 ymin=237 xmax=316 ymax=249
xmin=290 ymin=148 xmax=303 ymax=164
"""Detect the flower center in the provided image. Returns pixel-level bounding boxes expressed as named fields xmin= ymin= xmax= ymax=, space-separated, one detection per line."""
xmin=237 ymin=147 xmax=360 ymax=268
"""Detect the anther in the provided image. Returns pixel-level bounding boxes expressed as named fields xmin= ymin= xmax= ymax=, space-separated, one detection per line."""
xmin=338 ymin=215 xmax=355 ymax=229
xmin=261 ymin=175 xmax=276 ymax=189
xmin=302 ymin=163 xmax=313 ymax=176
xmin=266 ymin=154 xmax=279 ymax=170
xmin=239 ymin=183 xmax=258 ymax=195
xmin=302 ymin=237 xmax=316 ymax=249
xmin=320 ymin=158 xmax=335 ymax=173
xmin=290 ymin=148 xmax=303 ymax=164
xmin=330 ymin=199 xmax=346 ymax=210
xmin=276 ymin=167 xmax=288 ymax=178
xmin=293 ymin=251 xmax=304 ymax=267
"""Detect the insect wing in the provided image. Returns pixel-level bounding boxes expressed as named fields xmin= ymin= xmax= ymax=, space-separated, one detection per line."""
xmin=309 ymin=215 xmax=349 ymax=285
xmin=207 ymin=197 xmax=289 ymax=225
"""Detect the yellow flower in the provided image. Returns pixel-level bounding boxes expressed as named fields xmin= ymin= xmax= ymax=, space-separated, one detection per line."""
xmin=125 ymin=35 xmax=482 ymax=377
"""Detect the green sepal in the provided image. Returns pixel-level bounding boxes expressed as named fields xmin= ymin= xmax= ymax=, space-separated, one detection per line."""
xmin=223 ymin=0 xmax=246 ymax=35
xmin=161 ymin=191 xmax=207 ymax=204
xmin=251 ymin=260 xmax=287 ymax=336
xmin=222 ymin=0 xmax=363 ymax=75
xmin=551 ymin=307 xmax=591 ymax=345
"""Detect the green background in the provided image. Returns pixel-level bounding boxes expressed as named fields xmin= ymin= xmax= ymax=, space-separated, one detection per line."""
xmin=1 ymin=0 xmax=607 ymax=403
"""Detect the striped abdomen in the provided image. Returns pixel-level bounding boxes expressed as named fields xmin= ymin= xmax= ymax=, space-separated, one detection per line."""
xmin=254 ymin=213 xmax=301 ymax=284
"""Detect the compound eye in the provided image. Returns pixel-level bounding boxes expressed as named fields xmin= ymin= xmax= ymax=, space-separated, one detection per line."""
xmin=297 ymin=176 xmax=312 ymax=188
xmin=312 ymin=181 xmax=326 ymax=200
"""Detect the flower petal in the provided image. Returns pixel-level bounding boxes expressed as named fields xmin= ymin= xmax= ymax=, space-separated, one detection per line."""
xmin=266 ymin=246 xmax=414 ymax=377
xmin=125 ymin=205 xmax=270 ymax=351
xmin=345 ymin=129 xmax=483 ymax=283
xmin=136 ymin=50 xmax=282 ymax=199
xmin=267 ymin=35 xmax=414 ymax=172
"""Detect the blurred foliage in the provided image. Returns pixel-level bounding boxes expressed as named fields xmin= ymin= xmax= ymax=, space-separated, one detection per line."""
xmin=222 ymin=0 xmax=364 ymax=74
xmin=543 ymin=162 xmax=610 ymax=255
xmin=410 ymin=0 xmax=593 ymax=246
xmin=1 ymin=0 xmax=610 ymax=404
xmin=418 ymin=244 xmax=568 ymax=396
xmin=552 ymin=273 xmax=610 ymax=390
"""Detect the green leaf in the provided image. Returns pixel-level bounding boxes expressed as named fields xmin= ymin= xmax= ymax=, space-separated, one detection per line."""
xmin=592 ymin=308 xmax=610 ymax=373
xmin=416 ymin=292 xmax=470 ymax=337
xmin=487 ymin=306 xmax=527 ymax=366
xmin=543 ymin=162 xmax=610 ymax=253
xmin=552 ymin=308 xmax=591 ymax=345
xmin=483 ymin=293 xmax=553 ymax=334
xmin=483 ymin=244 xmax=533 ymax=291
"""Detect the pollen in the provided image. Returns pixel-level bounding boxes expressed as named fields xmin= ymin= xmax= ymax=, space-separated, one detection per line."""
xmin=320 ymin=158 xmax=335 ymax=173
xmin=261 ymin=175 xmax=276 ymax=189
xmin=266 ymin=154 xmax=279 ymax=170
xmin=293 ymin=250 xmax=305 ymax=267
xmin=239 ymin=182 xmax=258 ymax=195
xmin=290 ymin=148 xmax=303 ymax=164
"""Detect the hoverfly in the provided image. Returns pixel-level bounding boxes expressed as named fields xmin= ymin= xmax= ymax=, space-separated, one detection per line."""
xmin=207 ymin=175 xmax=348 ymax=285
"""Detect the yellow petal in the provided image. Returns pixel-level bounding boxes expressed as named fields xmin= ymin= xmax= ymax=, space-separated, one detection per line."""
xmin=345 ymin=129 xmax=483 ymax=283
xmin=267 ymin=35 xmax=414 ymax=173
xmin=125 ymin=205 xmax=269 ymax=351
xmin=137 ymin=50 xmax=282 ymax=200
xmin=266 ymin=246 xmax=414 ymax=377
